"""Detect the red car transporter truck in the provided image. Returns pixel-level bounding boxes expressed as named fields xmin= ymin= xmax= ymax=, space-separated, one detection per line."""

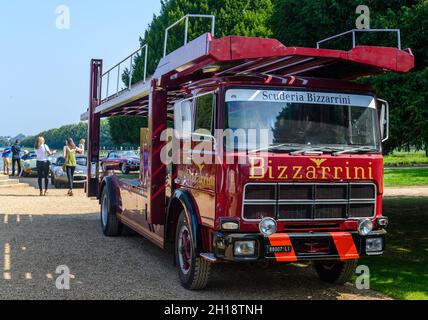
xmin=82 ymin=15 xmax=414 ymax=290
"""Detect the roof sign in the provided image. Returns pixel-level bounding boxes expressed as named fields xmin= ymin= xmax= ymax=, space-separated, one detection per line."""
xmin=225 ymin=89 xmax=376 ymax=108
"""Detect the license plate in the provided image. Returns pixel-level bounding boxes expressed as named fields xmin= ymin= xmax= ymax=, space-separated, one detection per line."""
xmin=266 ymin=245 xmax=292 ymax=254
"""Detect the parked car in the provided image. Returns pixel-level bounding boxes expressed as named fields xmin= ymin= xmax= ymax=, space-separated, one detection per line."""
xmin=100 ymin=150 xmax=140 ymax=174
xmin=21 ymin=151 xmax=38 ymax=176
xmin=21 ymin=153 xmax=58 ymax=177
xmin=50 ymin=156 xmax=88 ymax=189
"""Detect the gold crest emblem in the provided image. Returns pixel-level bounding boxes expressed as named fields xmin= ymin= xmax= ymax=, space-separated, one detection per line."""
xmin=310 ymin=158 xmax=327 ymax=168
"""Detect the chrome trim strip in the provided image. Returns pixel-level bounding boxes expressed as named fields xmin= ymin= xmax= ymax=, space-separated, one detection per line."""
xmin=242 ymin=182 xmax=377 ymax=222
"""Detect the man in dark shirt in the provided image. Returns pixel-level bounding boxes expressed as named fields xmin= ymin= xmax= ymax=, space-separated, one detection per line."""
xmin=11 ymin=140 xmax=22 ymax=177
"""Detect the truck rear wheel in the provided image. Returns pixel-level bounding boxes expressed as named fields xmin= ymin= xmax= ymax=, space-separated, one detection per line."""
xmin=314 ymin=259 xmax=358 ymax=284
xmin=175 ymin=211 xmax=210 ymax=290
xmin=100 ymin=187 xmax=121 ymax=236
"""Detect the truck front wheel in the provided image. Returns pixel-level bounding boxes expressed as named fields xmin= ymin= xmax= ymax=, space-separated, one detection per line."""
xmin=175 ymin=211 xmax=210 ymax=290
xmin=100 ymin=187 xmax=121 ymax=236
xmin=314 ymin=259 xmax=358 ymax=285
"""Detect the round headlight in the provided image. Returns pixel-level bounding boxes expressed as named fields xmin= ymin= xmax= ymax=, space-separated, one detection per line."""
xmin=259 ymin=218 xmax=277 ymax=237
xmin=358 ymin=218 xmax=373 ymax=236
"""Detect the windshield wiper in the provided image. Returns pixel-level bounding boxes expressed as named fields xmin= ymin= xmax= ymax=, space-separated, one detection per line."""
xmin=291 ymin=146 xmax=344 ymax=156
xmin=248 ymin=144 xmax=301 ymax=154
xmin=332 ymin=146 xmax=379 ymax=156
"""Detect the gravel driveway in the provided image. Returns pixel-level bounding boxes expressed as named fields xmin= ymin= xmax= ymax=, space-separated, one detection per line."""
xmin=384 ymin=186 xmax=428 ymax=197
xmin=0 ymin=177 xmax=389 ymax=300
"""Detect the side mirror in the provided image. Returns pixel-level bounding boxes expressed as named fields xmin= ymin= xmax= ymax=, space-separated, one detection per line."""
xmin=377 ymin=99 xmax=389 ymax=142
xmin=174 ymin=100 xmax=193 ymax=140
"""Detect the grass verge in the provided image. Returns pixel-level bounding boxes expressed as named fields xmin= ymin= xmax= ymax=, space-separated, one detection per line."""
xmin=384 ymin=151 xmax=428 ymax=167
xmin=384 ymin=168 xmax=428 ymax=187
xmin=360 ymin=197 xmax=428 ymax=300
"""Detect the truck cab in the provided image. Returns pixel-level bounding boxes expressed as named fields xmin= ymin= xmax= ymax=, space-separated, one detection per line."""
xmin=169 ymin=75 xmax=388 ymax=288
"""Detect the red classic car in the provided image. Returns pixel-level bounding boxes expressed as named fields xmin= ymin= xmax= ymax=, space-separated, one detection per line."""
xmin=100 ymin=150 xmax=140 ymax=174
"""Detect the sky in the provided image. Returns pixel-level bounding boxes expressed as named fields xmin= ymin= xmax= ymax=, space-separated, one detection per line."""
xmin=0 ymin=0 xmax=161 ymax=137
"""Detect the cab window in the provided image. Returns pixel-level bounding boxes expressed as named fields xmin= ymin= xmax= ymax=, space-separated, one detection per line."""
xmin=194 ymin=94 xmax=214 ymax=133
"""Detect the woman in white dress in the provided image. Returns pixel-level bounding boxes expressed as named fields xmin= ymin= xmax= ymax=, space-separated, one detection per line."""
xmin=34 ymin=137 xmax=56 ymax=196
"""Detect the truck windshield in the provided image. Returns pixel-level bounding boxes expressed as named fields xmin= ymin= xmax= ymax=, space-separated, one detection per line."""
xmin=223 ymin=89 xmax=381 ymax=153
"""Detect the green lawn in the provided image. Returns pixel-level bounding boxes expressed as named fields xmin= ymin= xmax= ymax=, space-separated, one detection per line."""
xmin=360 ymin=197 xmax=428 ymax=300
xmin=384 ymin=168 xmax=428 ymax=187
xmin=384 ymin=150 xmax=428 ymax=167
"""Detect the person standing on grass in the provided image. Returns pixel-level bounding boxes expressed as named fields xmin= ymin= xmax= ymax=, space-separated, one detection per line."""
xmin=2 ymin=146 xmax=12 ymax=175
xmin=11 ymin=140 xmax=22 ymax=177
xmin=35 ymin=137 xmax=56 ymax=196
xmin=63 ymin=138 xmax=83 ymax=197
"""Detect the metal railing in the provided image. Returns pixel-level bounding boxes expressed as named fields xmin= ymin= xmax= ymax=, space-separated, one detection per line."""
xmin=163 ymin=14 xmax=216 ymax=57
xmin=99 ymin=13 xmax=216 ymax=101
xmin=316 ymin=29 xmax=402 ymax=50
xmin=102 ymin=44 xmax=148 ymax=101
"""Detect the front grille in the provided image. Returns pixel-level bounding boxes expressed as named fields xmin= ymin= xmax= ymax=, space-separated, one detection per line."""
xmin=314 ymin=204 xmax=347 ymax=219
xmin=243 ymin=183 xmax=376 ymax=221
xmin=279 ymin=204 xmax=312 ymax=220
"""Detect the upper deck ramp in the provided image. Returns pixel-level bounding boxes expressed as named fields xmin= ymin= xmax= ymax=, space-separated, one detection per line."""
xmin=81 ymin=29 xmax=414 ymax=121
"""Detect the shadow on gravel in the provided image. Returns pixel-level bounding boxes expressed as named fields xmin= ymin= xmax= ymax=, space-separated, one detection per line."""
xmin=0 ymin=212 xmax=388 ymax=300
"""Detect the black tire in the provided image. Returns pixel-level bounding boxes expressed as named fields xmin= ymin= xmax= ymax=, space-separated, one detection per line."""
xmin=121 ymin=224 xmax=137 ymax=236
xmin=175 ymin=211 xmax=210 ymax=290
xmin=51 ymin=174 xmax=55 ymax=186
xmin=100 ymin=187 xmax=122 ymax=236
xmin=314 ymin=259 xmax=358 ymax=284
xmin=121 ymin=164 xmax=130 ymax=174
xmin=54 ymin=180 xmax=61 ymax=189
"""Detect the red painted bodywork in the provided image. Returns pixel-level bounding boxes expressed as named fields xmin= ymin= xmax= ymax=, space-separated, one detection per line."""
xmin=174 ymin=79 xmax=385 ymax=252
xmin=86 ymin=59 xmax=102 ymax=197
xmin=85 ymin=33 xmax=414 ymax=256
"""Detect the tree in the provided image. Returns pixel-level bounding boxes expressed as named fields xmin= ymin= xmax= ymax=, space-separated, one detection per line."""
xmin=271 ymin=0 xmax=428 ymax=154
xmin=108 ymin=116 xmax=148 ymax=146
xmin=360 ymin=69 xmax=428 ymax=155
xmin=110 ymin=0 xmax=274 ymax=144
xmin=111 ymin=0 xmax=428 ymax=153
xmin=22 ymin=120 xmax=115 ymax=150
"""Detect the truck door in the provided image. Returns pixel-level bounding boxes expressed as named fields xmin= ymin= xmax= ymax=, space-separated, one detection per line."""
xmin=175 ymin=93 xmax=217 ymax=228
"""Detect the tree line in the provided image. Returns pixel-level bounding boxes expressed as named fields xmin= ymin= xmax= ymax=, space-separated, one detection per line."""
xmin=108 ymin=0 xmax=427 ymax=155
xmin=109 ymin=0 xmax=274 ymax=146
xmin=21 ymin=121 xmax=115 ymax=150
xmin=271 ymin=0 xmax=428 ymax=155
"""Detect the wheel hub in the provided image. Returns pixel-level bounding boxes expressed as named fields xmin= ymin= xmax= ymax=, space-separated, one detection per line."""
xmin=101 ymin=195 xmax=108 ymax=227
xmin=178 ymin=226 xmax=192 ymax=274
